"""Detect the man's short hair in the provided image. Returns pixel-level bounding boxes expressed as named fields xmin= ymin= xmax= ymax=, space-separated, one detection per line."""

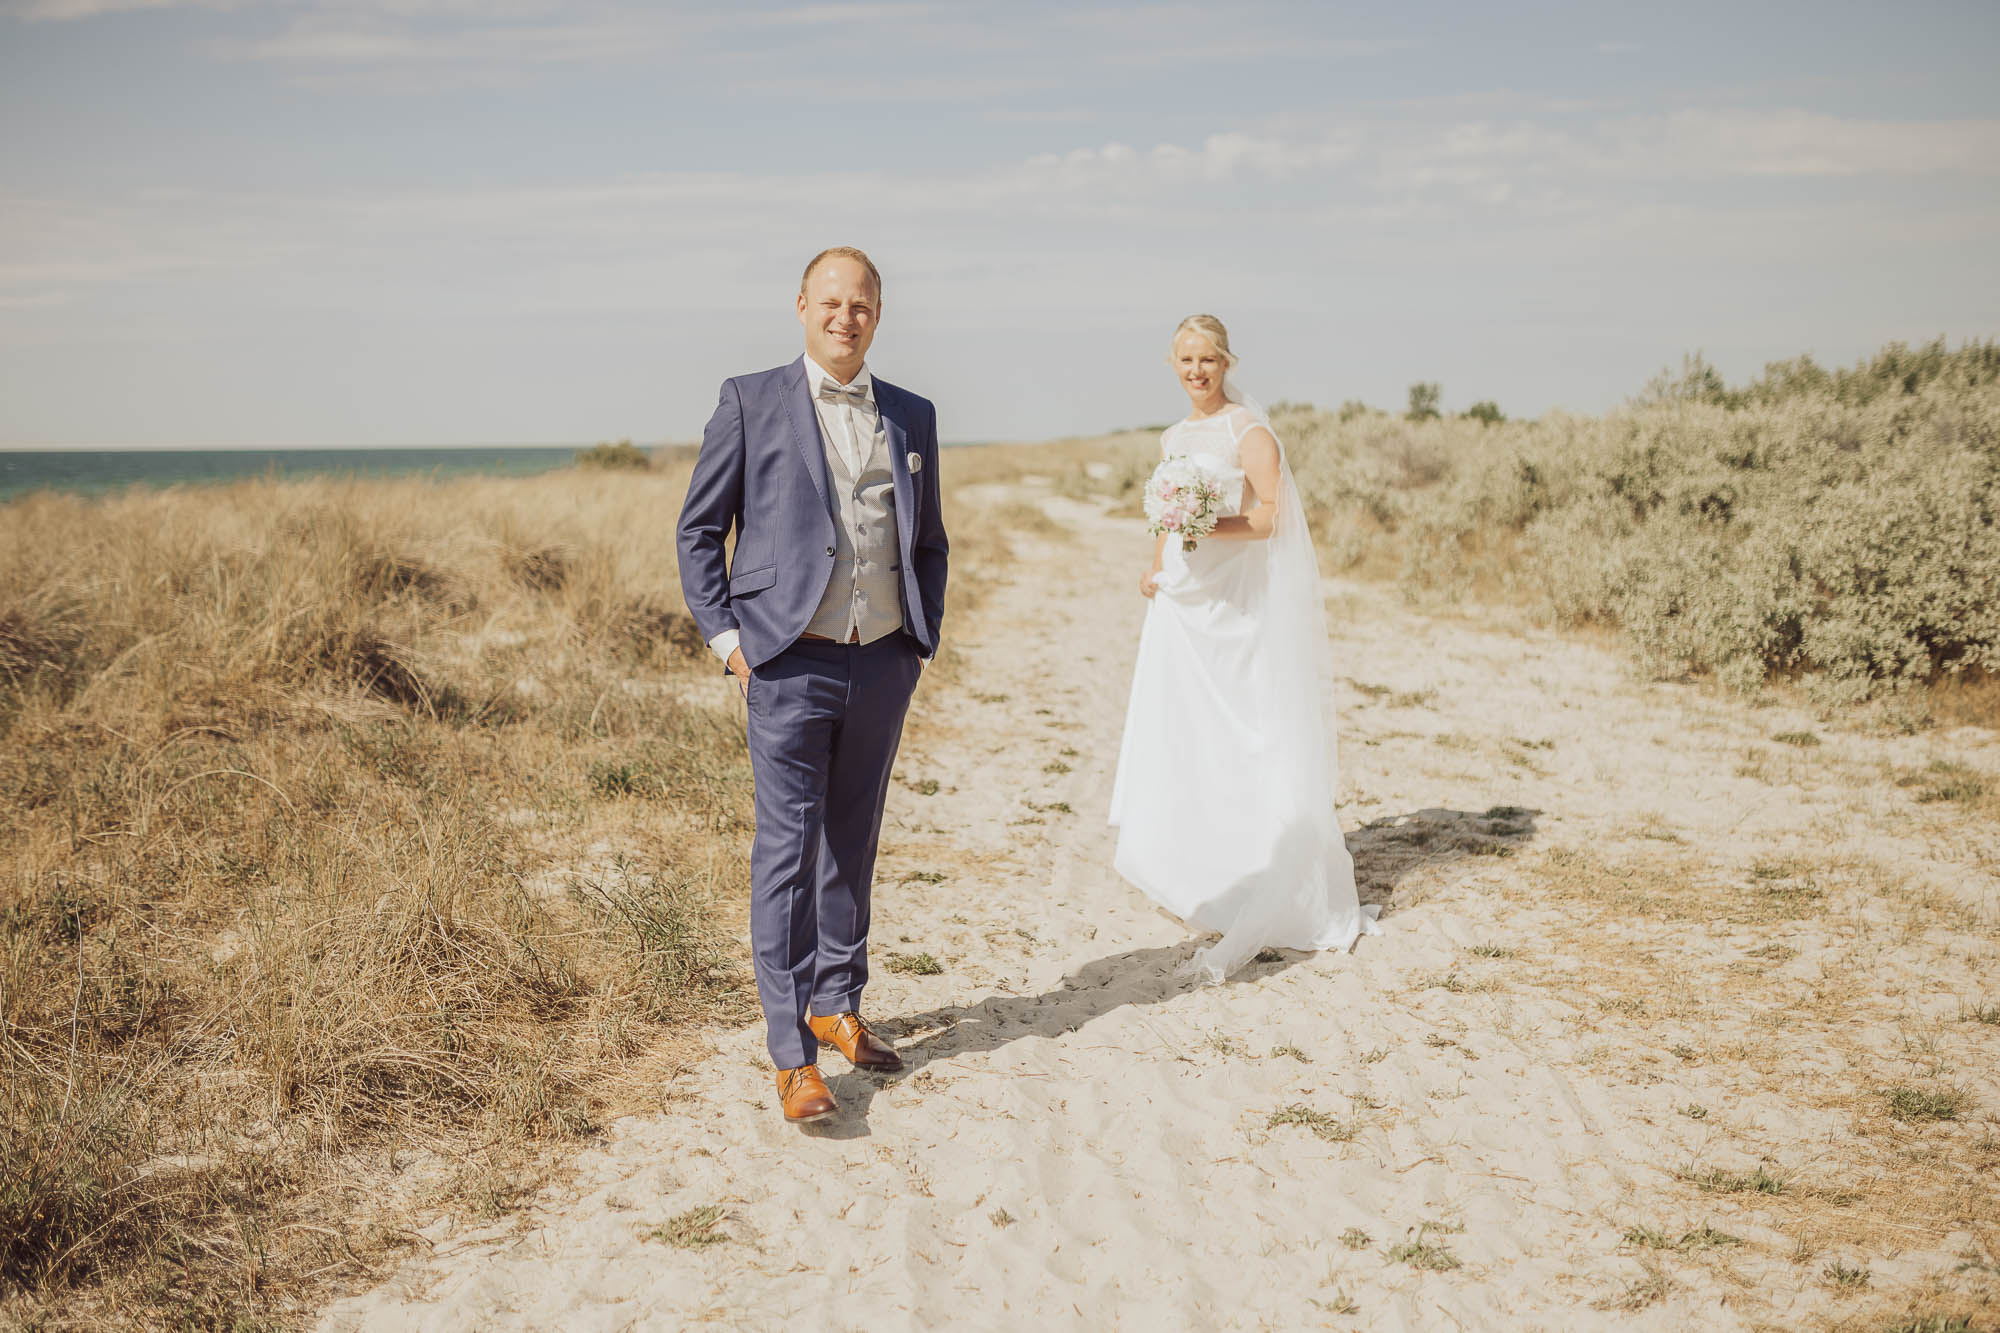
xmin=800 ymin=246 xmax=882 ymax=299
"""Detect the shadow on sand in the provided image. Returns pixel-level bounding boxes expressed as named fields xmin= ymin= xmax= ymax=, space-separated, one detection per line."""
xmin=805 ymin=804 xmax=1540 ymax=1138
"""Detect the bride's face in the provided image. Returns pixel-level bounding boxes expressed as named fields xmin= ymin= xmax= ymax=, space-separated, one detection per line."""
xmin=1172 ymin=332 xmax=1228 ymax=404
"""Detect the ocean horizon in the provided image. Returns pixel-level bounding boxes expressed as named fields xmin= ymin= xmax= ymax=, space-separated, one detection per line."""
xmin=0 ymin=440 xmax=1004 ymax=503
xmin=0 ymin=444 xmax=618 ymax=502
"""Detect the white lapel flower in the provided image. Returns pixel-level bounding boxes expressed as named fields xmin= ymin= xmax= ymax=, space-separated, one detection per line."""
xmin=906 ymin=451 xmax=923 ymax=474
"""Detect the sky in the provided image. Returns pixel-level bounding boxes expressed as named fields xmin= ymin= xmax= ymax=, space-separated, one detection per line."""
xmin=1 ymin=0 xmax=1996 ymax=447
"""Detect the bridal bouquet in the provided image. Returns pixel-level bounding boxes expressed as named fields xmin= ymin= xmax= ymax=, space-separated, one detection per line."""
xmin=1144 ymin=455 xmax=1226 ymax=552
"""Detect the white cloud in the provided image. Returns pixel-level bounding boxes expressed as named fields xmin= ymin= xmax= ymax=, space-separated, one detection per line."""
xmin=1023 ymin=128 xmax=1358 ymax=189
xmin=1632 ymin=108 xmax=2000 ymax=177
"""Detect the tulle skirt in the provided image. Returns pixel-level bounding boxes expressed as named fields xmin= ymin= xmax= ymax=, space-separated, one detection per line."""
xmin=1108 ymin=535 xmax=1378 ymax=981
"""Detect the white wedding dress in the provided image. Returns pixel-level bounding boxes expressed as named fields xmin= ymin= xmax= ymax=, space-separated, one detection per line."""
xmin=1107 ymin=394 xmax=1380 ymax=982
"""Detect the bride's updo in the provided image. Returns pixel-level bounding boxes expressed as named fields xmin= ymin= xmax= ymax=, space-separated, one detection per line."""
xmin=1170 ymin=314 xmax=1238 ymax=368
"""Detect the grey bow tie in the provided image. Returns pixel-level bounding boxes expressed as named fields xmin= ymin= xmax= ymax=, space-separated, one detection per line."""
xmin=817 ymin=377 xmax=869 ymax=405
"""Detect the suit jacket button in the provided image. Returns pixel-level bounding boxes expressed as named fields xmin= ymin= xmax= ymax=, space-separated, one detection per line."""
xmin=825 ymin=545 xmax=835 ymax=557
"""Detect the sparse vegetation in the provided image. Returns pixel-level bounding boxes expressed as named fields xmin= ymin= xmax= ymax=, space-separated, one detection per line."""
xmin=1904 ymin=760 xmax=1988 ymax=805
xmin=1267 ymin=1104 xmax=1358 ymax=1142
xmin=886 ymin=951 xmax=944 ymax=976
xmin=1386 ymin=1225 xmax=1461 ymax=1272
xmin=1686 ymin=1164 xmax=1788 ymax=1195
xmin=1624 ymin=1223 xmax=1741 ymax=1252
xmin=649 ymin=1204 xmax=730 ymax=1250
xmin=1883 ymin=1085 xmax=1969 ymax=1123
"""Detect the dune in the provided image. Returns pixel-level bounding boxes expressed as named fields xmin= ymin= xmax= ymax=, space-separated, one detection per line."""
xmin=317 ymin=478 xmax=1998 ymax=1331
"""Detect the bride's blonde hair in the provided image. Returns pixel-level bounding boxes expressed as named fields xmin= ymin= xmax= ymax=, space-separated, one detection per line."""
xmin=1169 ymin=314 xmax=1238 ymax=369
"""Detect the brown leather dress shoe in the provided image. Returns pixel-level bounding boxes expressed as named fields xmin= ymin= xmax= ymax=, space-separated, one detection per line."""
xmin=808 ymin=1011 xmax=904 ymax=1072
xmin=775 ymin=1064 xmax=836 ymax=1123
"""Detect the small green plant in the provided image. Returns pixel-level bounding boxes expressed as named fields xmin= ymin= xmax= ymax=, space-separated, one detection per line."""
xmin=1042 ymin=760 xmax=1071 ymax=775
xmin=1772 ymin=730 xmax=1822 ymax=747
xmin=1386 ymin=1224 xmax=1460 ymax=1271
xmin=1912 ymin=760 xmax=1987 ymax=804
xmin=1311 ymin=1291 xmax=1360 ymax=1315
xmin=1467 ymin=943 xmax=1516 ymax=959
xmin=1597 ymin=1264 xmax=1669 ymax=1310
xmin=1270 ymin=1043 xmax=1311 ymax=1063
xmin=1339 ymin=1227 xmax=1371 ymax=1250
xmin=1678 ymin=1223 xmax=1742 ymax=1251
xmin=886 ymin=951 xmax=943 ymax=976
xmin=1962 ymin=1001 xmax=2000 ymax=1025
xmin=1686 ymin=1164 xmax=1786 ymax=1195
xmin=1883 ymin=1085 xmax=1968 ymax=1122
xmin=1627 ymin=1222 xmax=1741 ymax=1251
xmin=900 ymin=870 xmax=946 ymax=885
xmin=908 ymin=778 xmax=940 ymax=796
xmin=1679 ymin=1103 xmax=1709 ymax=1120
xmin=1821 ymin=1258 xmax=1870 ymax=1289
xmin=649 ymin=1204 xmax=729 ymax=1249
xmin=989 ymin=1208 xmax=1016 ymax=1229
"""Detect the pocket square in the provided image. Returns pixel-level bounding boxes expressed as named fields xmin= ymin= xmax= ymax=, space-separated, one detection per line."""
xmin=906 ymin=451 xmax=922 ymax=474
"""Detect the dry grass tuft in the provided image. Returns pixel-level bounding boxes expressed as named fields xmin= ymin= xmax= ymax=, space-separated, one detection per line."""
xmin=0 ymin=467 xmax=766 ymax=1325
xmin=1267 ymin=1104 xmax=1358 ymax=1142
xmin=647 ymin=1204 xmax=730 ymax=1250
xmin=885 ymin=951 xmax=944 ymax=977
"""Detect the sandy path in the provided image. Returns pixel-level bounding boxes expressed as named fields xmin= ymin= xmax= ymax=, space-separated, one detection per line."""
xmin=321 ymin=482 xmax=1998 ymax=1332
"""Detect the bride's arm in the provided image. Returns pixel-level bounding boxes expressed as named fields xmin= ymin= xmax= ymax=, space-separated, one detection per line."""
xmin=1139 ymin=531 xmax=1168 ymax=597
xmin=1205 ymin=427 xmax=1280 ymax=541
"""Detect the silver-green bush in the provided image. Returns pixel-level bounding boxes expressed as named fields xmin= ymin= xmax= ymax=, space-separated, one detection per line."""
xmin=1284 ymin=340 xmax=2000 ymax=700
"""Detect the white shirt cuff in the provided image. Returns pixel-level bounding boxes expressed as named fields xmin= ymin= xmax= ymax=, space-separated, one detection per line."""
xmin=708 ymin=628 xmax=741 ymax=666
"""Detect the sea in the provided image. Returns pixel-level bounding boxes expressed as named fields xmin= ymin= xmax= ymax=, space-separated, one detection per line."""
xmin=0 ymin=446 xmax=588 ymax=504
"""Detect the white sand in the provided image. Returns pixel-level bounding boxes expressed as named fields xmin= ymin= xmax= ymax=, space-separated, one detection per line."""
xmin=321 ymin=484 xmax=1999 ymax=1331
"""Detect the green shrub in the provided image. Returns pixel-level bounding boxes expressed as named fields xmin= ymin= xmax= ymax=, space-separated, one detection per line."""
xmin=1285 ymin=339 xmax=2000 ymax=700
xmin=575 ymin=440 xmax=653 ymax=471
xmin=1406 ymin=382 xmax=1441 ymax=422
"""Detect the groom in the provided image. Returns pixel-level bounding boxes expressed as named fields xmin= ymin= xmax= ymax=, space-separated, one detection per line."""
xmin=676 ymin=247 xmax=948 ymax=1124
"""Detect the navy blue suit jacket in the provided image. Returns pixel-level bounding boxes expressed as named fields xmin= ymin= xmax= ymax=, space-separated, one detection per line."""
xmin=676 ymin=356 xmax=949 ymax=670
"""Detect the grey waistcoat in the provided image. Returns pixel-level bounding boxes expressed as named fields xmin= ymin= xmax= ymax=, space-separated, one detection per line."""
xmin=807 ymin=410 xmax=905 ymax=643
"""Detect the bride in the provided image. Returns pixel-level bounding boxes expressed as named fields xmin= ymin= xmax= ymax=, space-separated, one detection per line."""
xmin=1108 ymin=314 xmax=1380 ymax=982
